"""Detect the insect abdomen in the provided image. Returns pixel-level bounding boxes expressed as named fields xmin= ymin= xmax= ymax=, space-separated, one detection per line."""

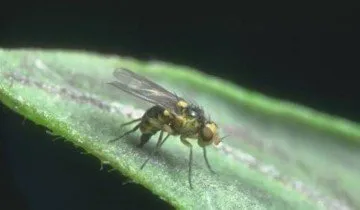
xmin=140 ymin=105 xmax=171 ymax=134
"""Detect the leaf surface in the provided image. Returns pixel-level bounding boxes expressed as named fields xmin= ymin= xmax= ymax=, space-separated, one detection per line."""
xmin=1 ymin=48 xmax=359 ymax=210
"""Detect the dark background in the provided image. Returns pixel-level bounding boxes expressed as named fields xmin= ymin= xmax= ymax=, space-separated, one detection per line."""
xmin=0 ymin=4 xmax=358 ymax=210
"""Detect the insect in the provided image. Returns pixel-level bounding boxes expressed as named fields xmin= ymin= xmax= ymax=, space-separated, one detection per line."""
xmin=108 ymin=68 xmax=224 ymax=189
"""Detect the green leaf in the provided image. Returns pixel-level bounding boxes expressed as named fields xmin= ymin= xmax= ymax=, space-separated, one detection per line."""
xmin=1 ymin=48 xmax=359 ymax=210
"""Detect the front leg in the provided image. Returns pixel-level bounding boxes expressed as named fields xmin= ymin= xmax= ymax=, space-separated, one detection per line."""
xmin=180 ymin=136 xmax=194 ymax=189
xmin=202 ymin=147 xmax=215 ymax=174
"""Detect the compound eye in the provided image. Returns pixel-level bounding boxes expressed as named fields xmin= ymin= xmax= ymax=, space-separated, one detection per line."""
xmin=201 ymin=126 xmax=213 ymax=142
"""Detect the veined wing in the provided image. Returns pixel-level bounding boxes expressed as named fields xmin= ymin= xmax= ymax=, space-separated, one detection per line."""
xmin=108 ymin=68 xmax=183 ymax=113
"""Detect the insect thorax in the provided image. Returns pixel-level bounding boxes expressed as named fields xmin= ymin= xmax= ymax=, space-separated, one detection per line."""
xmin=172 ymin=104 xmax=206 ymax=137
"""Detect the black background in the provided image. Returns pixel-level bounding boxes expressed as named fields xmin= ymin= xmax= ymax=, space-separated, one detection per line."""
xmin=0 ymin=3 xmax=358 ymax=210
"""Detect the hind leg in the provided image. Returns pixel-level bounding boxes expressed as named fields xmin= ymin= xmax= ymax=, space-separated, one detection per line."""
xmin=140 ymin=130 xmax=171 ymax=170
xmin=137 ymin=132 xmax=155 ymax=148
xmin=108 ymin=120 xmax=141 ymax=143
xmin=137 ymin=122 xmax=173 ymax=148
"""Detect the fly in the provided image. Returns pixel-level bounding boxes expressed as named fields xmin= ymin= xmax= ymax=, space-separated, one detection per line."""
xmin=107 ymin=68 xmax=224 ymax=189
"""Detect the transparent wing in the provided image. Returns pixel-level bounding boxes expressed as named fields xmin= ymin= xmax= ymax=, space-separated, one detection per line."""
xmin=108 ymin=68 xmax=183 ymax=113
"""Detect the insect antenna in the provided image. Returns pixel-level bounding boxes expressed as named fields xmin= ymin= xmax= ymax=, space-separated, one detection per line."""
xmin=219 ymin=134 xmax=230 ymax=142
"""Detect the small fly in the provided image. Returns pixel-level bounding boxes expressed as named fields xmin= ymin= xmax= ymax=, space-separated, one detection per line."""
xmin=108 ymin=68 xmax=224 ymax=189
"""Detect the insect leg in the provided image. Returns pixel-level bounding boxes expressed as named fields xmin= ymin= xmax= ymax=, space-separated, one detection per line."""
xmin=120 ymin=118 xmax=142 ymax=128
xmin=180 ymin=136 xmax=194 ymax=189
xmin=156 ymin=124 xmax=174 ymax=149
xmin=162 ymin=124 xmax=174 ymax=135
xmin=108 ymin=122 xmax=141 ymax=143
xmin=137 ymin=133 xmax=154 ymax=148
xmin=140 ymin=131 xmax=170 ymax=170
xmin=202 ymin=147 xmax=216 ymax=174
